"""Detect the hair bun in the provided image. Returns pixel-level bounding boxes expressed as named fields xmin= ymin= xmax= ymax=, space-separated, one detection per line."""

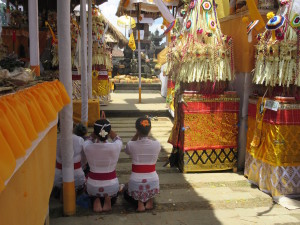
xmin=136 ymin=117 xmax=151 ymax=136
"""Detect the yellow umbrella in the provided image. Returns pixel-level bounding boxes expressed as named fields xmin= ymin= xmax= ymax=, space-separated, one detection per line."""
xmin=117 ymin=15 xmax=136 ymax=29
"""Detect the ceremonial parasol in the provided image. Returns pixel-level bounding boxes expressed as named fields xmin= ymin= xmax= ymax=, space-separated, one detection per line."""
xmin=117 ymin=15 xmax=136 ymax=38
xmin=117 ymin=15 xmax=136 ymax=29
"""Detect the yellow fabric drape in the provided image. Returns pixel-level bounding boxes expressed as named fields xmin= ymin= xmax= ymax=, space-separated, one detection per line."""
xmin=92 ymin=73 xmax=110 ymax=97
xmin=73 ymin=99 xmax=100 ymax=126
xmin=4 ymin=96 xmax=38 ymax=141
xmin=215 ymin=0 xmax=230 ymax=19
xmin=246 ymin=0 xmax=265 ymax=31
xmin=0 ymin=130 xmax=16 ymax=191
xmin=157 ymin=47 xmax=168 ymax=66
xmin=0 ymin=126 xmax=57 ymax=225
xmin=247 ymin=99 xmax=300 ymax=167
xmin=128 ymin=33 xmax=136 ymax=51
xmin=247 ymin=117 xmax=300 ymax=167
xmin=0 ymin=80 xmax=70 ymax=192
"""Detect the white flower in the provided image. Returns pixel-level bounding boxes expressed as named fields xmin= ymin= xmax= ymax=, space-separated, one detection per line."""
xmin=99 ymin=129 xmax=108 ymax=138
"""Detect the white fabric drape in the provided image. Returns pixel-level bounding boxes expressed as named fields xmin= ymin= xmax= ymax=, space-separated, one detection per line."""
xmin=87 ymin=0 xmax=93 ymax=99
xmin=80 ymin=0 xmax=88 ymax=124
xmin=153 ymin=0 xmax=174 ymax=23
xmin=57 ymin=0 xmax=74 ymax=183
xmin=28 ymin=0 xmax=39 ymax=66
xmin=160 ymin=64 xmax=167 ymax=97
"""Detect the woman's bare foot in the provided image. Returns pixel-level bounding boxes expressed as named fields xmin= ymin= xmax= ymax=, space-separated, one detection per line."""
xmin=93 ymin=198 xmax=102 ymax=213
xmin=119 ymin=184 xmax=125 ymax=193
xmin=137 ymin=201 xmax=146 ymax=212
xmin=102 ymin=196 xmax=112 ymax=211
xmin=145 ymin=198 xmax=153 ymax=210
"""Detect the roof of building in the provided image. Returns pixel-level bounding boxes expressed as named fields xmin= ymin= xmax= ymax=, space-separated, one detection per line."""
xmin=100 ymin=14 xmax=128 ymax=48
xmin=112 ymin=47 xmax=124 ymax=58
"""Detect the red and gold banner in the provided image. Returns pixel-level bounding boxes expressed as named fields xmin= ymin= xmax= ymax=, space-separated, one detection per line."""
xmin=248 ymin=99 xmax=300 ymax=125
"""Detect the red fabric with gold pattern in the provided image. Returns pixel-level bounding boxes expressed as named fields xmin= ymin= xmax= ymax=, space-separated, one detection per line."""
xmin=177 ymin=94 xmax=239 ymax=151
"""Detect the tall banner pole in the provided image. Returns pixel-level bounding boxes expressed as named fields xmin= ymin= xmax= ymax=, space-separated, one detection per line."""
xmin=80 ymin=0 xmax=88 ymax=126
xmin=57 ymin=0 xmax=75 ymax=216
xmin=137 ymin=3 xmax=142 ymax=103
xmin=88 ymin=0 xmax=93 ymax=99
xmin=28 ymin=0 xmax=40 ymax=76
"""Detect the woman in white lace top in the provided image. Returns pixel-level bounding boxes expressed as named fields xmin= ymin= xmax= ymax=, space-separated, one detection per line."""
xmin=125 ymin=117 xmax=161 ymax=212
xmin=84 ymin=118 xmax=122 ymax=212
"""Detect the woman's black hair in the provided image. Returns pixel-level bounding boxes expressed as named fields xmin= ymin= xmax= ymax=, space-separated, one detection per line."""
xmin=74 ymin=123 xmax=88 ymax=137
xmin=94 ymin=119 xmax=111 ymax=142
xmin=135 ymin=117 xmax=151 ymax=136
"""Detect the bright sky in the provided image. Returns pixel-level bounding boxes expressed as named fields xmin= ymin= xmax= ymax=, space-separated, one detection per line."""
xmin=99 ymin=0 xmax=165 ymax=41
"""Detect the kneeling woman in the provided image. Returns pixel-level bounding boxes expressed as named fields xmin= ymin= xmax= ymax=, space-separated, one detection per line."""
xmin=84 ymin=119 xmax=122 ymax=212
xmin=124 ymin=117 xmax=161 ymax=212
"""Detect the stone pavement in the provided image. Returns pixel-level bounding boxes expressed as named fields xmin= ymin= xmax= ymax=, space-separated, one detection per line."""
xmin=50 ymin=92 xmax=300 ymax=225
xmin=100 ymin=90 xmax=169 ymax=117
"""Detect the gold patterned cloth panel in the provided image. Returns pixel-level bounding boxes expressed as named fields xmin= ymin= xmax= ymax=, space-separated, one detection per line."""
xmin=179 ymin=93 xmax=239 ymax=150
xmin=182 ymin=93 xmax=240 ymax=103
xmin=244 ymin=152 xmax=300 ymax=197
xmin=247 ymin=98 xmax=300 ymax=167
xmin=181 ymin=148 xmax=237 ymax=172
xmin=92 ymin=73 xmax=110 ymax=98
xmin=180 ymin=113 xmax=238 ymax=150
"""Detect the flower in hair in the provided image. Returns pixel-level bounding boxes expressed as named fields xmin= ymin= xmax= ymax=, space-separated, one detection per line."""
xmin=140 ymin=120 xmax=150 ymax=127
xmin=99 ymin=129 xmax=108 ymax=137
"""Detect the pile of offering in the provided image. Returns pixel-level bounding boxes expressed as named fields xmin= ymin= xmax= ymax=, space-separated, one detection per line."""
xmin=111 ymin=75 xmax=161 ymax=84
xmin=0 ymin=55 xmax=25 ymax=72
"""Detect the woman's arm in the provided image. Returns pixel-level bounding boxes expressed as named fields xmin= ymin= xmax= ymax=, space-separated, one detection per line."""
xmin=125 ymin=132 xmax=138 ymax=155
xmin=109 ymin=129 xmax=123 ymax=150
xmin=109 ymin=129 xmax=117 ymax=140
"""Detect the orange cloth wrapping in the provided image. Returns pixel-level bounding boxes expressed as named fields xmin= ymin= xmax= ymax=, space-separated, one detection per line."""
xmin=0 ymin=80 xmax=70 ymax=192
xmin=220 ymin=13 xmax=267 ymax=73
xmin=73 ymin=99 xmax=100 ymax=126
xmin=3 ymin=95 xmax=38 ymax=141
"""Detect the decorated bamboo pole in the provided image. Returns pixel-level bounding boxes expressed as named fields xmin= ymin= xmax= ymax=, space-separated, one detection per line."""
xmin=80 ymin=0 xmax=88 ymax=126
xmin=88 ymin=0 xmax=93 ymax=99
xmin=57 ymin=0 xmax=75 ymax=216
xmin=137 ymin=3 xmax=141 ymax=103
xmin=28 ymin=0 xmax=40 ymax=76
